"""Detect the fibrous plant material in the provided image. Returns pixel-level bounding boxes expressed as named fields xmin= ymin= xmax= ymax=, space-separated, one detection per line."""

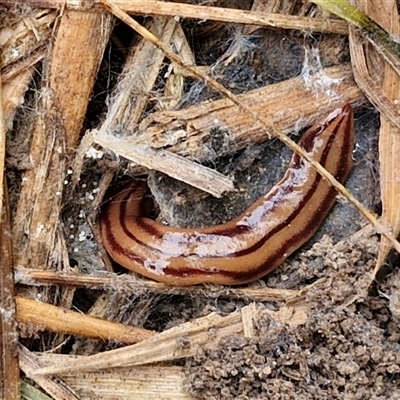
xmin=0 ymin=1 xmax=398 ymax=399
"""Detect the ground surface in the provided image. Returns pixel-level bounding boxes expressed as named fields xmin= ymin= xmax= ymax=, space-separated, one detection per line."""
xmin=4 ymin=1 xmax=400 ymax=399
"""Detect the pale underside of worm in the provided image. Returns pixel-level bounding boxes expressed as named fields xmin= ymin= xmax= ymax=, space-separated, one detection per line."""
xmin=100 ymin=104 xmax=354 ymax=285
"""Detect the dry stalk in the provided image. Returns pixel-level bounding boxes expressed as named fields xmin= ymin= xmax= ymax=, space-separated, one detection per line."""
xmin=14 ymin=267 xmax=299 ymax=302
xmin=0 ymin=82 xmax=20 ymax=400
xmin=0 ymin=0 xmax=349 ymax=34
xmin=16 ymin=296 xmax=155 ymax=344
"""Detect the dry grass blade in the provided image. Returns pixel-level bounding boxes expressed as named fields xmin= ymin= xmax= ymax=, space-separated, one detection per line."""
xmin=19 ymin=345 xmax=80 ymax=400
xmin=96 ymin=61 xmax=363 ymax=195
xmin=28 ymin=360 xmax=192 ymax=400
xmin=15 ymin=223 xmax=377 ymax=306
xmin=100 ymin=17 xmax=178 ymax=133
xmin=350 ymin=31 xmax=400 ymax=129
xmin=349 ymin=1 xmax=400 ymax=280
xmin=370 ymin=1 xmax=400 ymax=277
xmin=0 ymin=197 xmax=19 ymax=400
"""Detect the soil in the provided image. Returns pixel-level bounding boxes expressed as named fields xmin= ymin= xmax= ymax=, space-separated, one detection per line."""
xmin=184 ymin=231 xmax=400 ymax=399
